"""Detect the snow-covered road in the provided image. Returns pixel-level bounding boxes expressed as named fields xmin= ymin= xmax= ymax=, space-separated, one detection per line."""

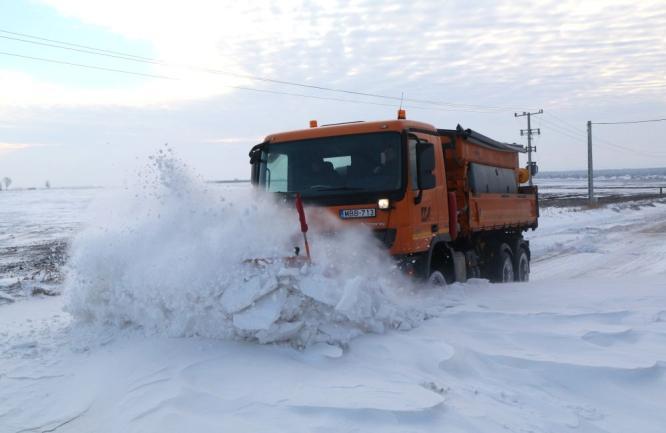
xmin=2 ymin=200 xmax=666 ymax=433
xmin=529 ymin=202 xmax=666 ymax=280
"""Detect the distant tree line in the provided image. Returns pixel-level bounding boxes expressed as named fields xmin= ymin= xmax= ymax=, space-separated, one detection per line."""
xmin=0 ymin=178 xmax=53 ymax=190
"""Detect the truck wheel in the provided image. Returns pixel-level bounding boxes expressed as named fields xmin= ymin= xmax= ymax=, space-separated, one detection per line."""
xmin=494 ymin=244 xmax=514 ymax=283
xmin=515 ymin=247 xmax=530 ymax=282
xmin=427 ymin=270 xmax=447 ymax=287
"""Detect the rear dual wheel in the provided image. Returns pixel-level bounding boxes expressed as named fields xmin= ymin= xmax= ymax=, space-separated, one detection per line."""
xmin=427 ymin=241 xmax=529 ymax=285
xmin=496 ymin=245 xmax=515 ymax=283
xmin=515 ymin=247 xmax=530 ymax=282
xmin=493 ymin=243 xmax=529 ymax=283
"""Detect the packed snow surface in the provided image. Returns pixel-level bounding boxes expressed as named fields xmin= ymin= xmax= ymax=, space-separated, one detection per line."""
xmin=2 ymin=157 xmax=666 ymax=432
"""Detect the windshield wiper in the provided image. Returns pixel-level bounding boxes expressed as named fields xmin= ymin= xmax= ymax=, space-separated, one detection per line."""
xmin=309 ymin=185 xmax=364 ymax=191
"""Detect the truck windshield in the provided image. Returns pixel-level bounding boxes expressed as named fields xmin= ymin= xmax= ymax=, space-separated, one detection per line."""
xmin=258 ymin=132 xmax=402 ymax=196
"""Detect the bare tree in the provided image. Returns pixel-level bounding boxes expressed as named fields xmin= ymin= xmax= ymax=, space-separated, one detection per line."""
xmin=2 ymin=177 xmax=11 ymax=189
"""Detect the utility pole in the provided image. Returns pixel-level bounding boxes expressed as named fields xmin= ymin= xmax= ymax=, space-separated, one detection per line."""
xmin=514 ymin=109 xmax=543 ymax=186
xmin=587 ymin=120 xmax=595 ymax=205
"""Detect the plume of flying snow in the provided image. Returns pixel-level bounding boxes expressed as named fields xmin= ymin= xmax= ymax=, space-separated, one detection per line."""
xmin=65 ymin=147 xmax=431 ymax=347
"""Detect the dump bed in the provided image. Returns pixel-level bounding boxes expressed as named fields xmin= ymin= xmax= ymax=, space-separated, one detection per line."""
xmin=442 ymin=126 xmax=538 ymax=235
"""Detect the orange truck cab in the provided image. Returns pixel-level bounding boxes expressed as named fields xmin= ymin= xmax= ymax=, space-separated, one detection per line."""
xmin=249 ymin=113 xmax=538 ymax=284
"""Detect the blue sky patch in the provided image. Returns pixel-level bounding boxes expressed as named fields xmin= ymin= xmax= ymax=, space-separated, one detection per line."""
xmin=0 ymin=0 xmax=155 ymax=88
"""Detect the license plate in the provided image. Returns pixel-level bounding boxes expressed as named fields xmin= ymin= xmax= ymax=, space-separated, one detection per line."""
xmin=339 ymin=208 xmax=376 ymax=219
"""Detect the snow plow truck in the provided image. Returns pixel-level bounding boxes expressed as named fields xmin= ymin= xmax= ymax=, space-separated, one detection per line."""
xmin=249 ymin=110 xmax=539 ymax=284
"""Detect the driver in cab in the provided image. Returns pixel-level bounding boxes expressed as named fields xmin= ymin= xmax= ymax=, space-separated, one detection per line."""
xmin=373 ymin=146 xmax=398 ymax=176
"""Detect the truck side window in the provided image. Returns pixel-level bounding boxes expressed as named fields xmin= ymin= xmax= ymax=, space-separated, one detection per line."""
xmin=408 ymin=138 xmax=419 ymax=190
xmin=265 ymin=153 xmax=289 ymax=192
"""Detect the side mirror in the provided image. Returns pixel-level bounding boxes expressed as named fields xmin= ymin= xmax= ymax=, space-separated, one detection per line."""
xmin=416 ymin=141 xmax=436 ymax=190
xmin=249 ymin=142 xmax=267 ymax=164
xmin=249 ymin=142 xmax=268 ymax=185
xmin=529 ymin=161 xmax=539 ymax=176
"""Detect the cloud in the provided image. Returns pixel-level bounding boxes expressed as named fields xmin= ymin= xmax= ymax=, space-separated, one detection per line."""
xmin=0 ymin=66 xmax=241 ymax=110
xmin=1 ymin=0 xmax=664 ymax=186
xmin=13 ymin=0 xmax=660 ymax=111
xmin=0 ymin=141 xmax=52 ymax=156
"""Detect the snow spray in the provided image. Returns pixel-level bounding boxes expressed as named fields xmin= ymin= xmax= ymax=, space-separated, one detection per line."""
xmin=65 ymin=148 xmax=427 ymax=347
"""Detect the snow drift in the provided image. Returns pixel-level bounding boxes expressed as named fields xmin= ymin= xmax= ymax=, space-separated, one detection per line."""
xmin=65 ymin=148 xmax=426 ymax=346
xmin=5 ymin=177 xmax=666 ymax=432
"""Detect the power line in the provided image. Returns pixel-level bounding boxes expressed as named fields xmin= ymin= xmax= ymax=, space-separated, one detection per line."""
xmin=587 ymin=116 xmax=666 ymax=158
xmin=539 ymin=118 xmax=584 ymax=140
xmin=543 ymin=116 xmax=666 ymax=159
xmin=0 ymin=27 xmax=531 ymax=113
xmin=585 ymin=115 xmax=666 ymax=203
xmin=0 ymin=28 xmax=153 ymax=60
xmin=542 ymin=116 xmax=666 ymax=156
xmin=540 ymin=119 xmax=584 ymax=140
xmin=0 ymin=50 xmax=498 ymax=114
xmin=0 ymin=50 xmax=176 ymax=80
xmin=545 ymin=112 xmax=581 ymax=130
xmin=0 ymin=41 xmax=516 ymax=114
xmin=540 ymin=123 xmax=583 ymax=143
xmin=228 ymin=84 xmax=475 ymax=113
xmin=3 ymin=27 xmax=661 ymax=158
xmin=0 ymin=34 xmax=160 ymax=64
xmin=543 ymin=112 xmax=586 ymax=136
xmin=546 ymin=111 xmax=666 ymax=132
xmin=594 ymin=136 xmax=666 ymax=157
xmin=539 ymin=120 xmax=666 ymax=157
xmin=592 ymin=118 xmax=666 ymax=125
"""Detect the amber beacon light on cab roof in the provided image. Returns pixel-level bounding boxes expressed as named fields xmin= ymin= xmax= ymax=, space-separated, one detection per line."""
xmin=249 ymin=110 xmax=538 ymax=284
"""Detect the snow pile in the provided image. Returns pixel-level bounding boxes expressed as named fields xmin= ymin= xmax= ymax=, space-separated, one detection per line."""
xmin=65 ymin=148 xmax=424 ymax=346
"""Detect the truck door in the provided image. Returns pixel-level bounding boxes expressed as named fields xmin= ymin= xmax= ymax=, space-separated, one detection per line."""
xmin=408 ymin=135 xmax=440 ymax=250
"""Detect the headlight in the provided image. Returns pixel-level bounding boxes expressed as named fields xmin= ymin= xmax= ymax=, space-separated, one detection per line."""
xmin=378 ymin=198 xmax=390 ymax=210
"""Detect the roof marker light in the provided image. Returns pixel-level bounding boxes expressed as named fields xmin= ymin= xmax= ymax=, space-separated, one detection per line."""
xmin=397 ymin=109 xmax=406 ymax=120
xmin=309 ymin=120 xmax=318 ymax=128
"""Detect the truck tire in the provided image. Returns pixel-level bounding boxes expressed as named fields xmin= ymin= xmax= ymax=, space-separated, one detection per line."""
xmin=493 ymin=243 xmax=514 ymax=283
xmin=515 ymin=247 xmax=530 ymax=282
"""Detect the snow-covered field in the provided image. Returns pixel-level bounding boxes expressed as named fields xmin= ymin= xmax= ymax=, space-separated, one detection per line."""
xmin=2 ymin=162 xmax=666 ymax=432
xmin=537 ymin=170 xmax=666 ymax=200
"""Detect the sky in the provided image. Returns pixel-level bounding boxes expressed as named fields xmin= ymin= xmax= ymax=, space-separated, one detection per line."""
xmin=0 ymin=0 xmax=665 ymax=187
